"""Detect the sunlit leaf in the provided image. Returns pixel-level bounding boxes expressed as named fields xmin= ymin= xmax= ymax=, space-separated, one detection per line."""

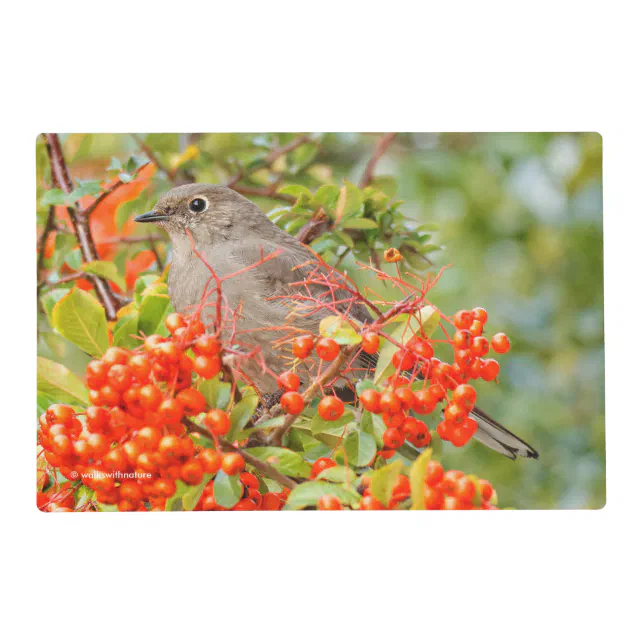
xmin=51 ymin=289 xmax=109 ymax=358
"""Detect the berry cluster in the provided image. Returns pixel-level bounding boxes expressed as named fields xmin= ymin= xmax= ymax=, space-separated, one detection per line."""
xmin=314 ymin=462 xmax=498 ymax=510
xmin=195 ymin=472 xmax=289 ymax=511
xmin=421 ymin=460 xmax=498 ymax=510
xmin=38 ymin=312 xmax=249 ymax=511
xmin=358 ymin=307 xmax=511 ymax=452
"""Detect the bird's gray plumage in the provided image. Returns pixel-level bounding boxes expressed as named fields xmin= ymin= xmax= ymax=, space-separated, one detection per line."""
xmin=136 ymin=183 xmax=538 ymax=460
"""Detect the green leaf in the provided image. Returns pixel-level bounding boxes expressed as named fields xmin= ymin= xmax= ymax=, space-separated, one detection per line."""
xmin=245 ymin=447 xmax=312 ymax=478
xmin=40 ymin=188 xmax=70 ymax=206
xmin=344 ymin=431 xmax=377 ymax=467
xmin=254 ymin=415 xmax=286 ymax=430
xmin=81 ymin=260 xmax=126 ymax=291
xmin=40 ymin=288 xmax=70 ymax=326
xmin=182 ymin=473 xmax=216 ymax=511
xmin=370 ymin=461 xmax=404 ymax=506
xmin=51 ymin=288 xmax=109 ymax=358
xmin=360 ymin=411 xmax=385 ymax=447
xmin=165 ymin=480 xmax=190 ymax=511
xmin=37 ymin=356 xmax=89 ymax=406
xmin=341 ymin=218 xmax=379 ymax=230
xmin=356 ymin=379 xmax=378 ymax=396
xmin=410 ymin=447 xmax=433 ymax=510
xmin=375 ymin=304 xmax=440 ymax=383
xmin=138 ymin=292 xmax=173 ymax=336
xmin=319 ymin=315 xmax=362 ymax=345
xmin=112 ymin=313 xmax=140 ymax=349
xmin=310 ymin=411 xmax=354 ymax=435
xmin=316 ymin=465 xmax=356 ymax=484
xmin=227 ymin=392 xmax=259 ymax=441
xmin=278 ymin=185 xmax=312 ymax=199
xmin=341 ymin=181 xmax=363 ymax=218
xmin=213 ymin=471 xmax=243 ymax=509
xmin=313 ymin=184 xmax=340 ymax=212
xmin=197 ymin=377 xmax=231 ymax=410
xmin=285 ymin=481 xmax=361 ymax=510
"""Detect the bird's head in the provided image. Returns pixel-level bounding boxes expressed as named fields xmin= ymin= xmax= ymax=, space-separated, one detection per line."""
xmin=134 ymin=183 xmax=262 ymax=242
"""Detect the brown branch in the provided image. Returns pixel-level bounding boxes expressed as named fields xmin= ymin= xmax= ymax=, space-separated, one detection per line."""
xmin=359 ymin=132 xmax=397 ymax=188
xmin=295 ymin=207 xmax=331 ymax=244
xmin=37 ymin=206 xmax=56 ymax=289
xmin=83 ymin=162 xmax=151 ymax=220
xmin=42 ymin=134 xmax=119 ymax=320
xmin=220 ymin=438 xmax=297 ymax=490
xmin=184 ymin=418 xmax=297 ymax=490
xmin=270 ymin=343 xmax=361 ymax=446
xmin=130 ymin=134 xmax=171 ymax=177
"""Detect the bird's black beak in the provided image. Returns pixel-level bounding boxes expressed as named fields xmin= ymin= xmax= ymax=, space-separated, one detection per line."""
xmin=134 ymin=211 xmax=169 ymax=223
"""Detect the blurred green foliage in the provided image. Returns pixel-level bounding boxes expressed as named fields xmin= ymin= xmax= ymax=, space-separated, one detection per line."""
xmin=37 ymin=132 xmax=604 ymax=509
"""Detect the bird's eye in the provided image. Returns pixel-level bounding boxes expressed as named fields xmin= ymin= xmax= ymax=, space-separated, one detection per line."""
xmin=188 ymin=197 xmax=208 ymax=213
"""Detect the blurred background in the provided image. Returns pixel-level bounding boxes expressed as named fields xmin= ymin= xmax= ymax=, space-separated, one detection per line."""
xmin=37 ymin=132 xmax=604 ymax=509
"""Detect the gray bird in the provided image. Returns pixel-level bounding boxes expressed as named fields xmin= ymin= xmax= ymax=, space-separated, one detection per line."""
xmin=135 ymin=183 xmax=538 ymax=460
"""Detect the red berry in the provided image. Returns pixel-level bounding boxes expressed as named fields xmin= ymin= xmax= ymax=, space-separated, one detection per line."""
xmin=392 ymin=349 xmax=414 ymax=371
xmin=165 ymin=313 xmax=186 ymax=334
xmin=204 ymin=409 xmax=230 ymax=436
xmin=317 ymin=494 xmax=342 ymax=510
xmin=454 ymin=477 xmax=476 ymax=502
xmin=221 ymin=452 xmax=245 ymax=475
xmin=281 ymin=391 xmax=305 ymax=415
xmin=310 ymin=457 xmax=335 ymax=479
xmin=411 ymin=389 xmax=437 ymax=414
xmin=469 ymin=320 xmax=484 ymax=337
xmin=383 ymin=427 xmax=404 ymax=449
xmin=193 ymin=334 xmax=220 ymax=356
xmin=479 ymin=359 xmax=500 ymax=381
xmin=139 ymin=384 xmax=162 ymax=411
xmin=424 ymin=485 xmax=444 ymax=509
xmin=103 ymin=347 xmax=130 ymax=366
xmin=361 ymin=331 xmax=379 ymax=355
xmin=86 ymin=360 xmax=109 ymax=389
xmin=471 ymin=336 xmax=489 ymax=357
xmin=408 ymin=337 xmax=434 ymax=360
xmin=360 ymin=495 xmax=383 ymax=510
xmin=491 ymin=333 xmax=511 ymax=354
xmin=46 ymin=404 xmax=75 ymax=426
xmin=176 ymin=388 xmax=206 ymax=415
xmin=380 ymin=390 xmax=401 ymax=414
xmin=472 ymin=307 xmax=488 ymax=324
xmin=454 ymin=310 xmax=474 ymax=330
xmin=292 ymin=335 xmax=314 ymax=359
xmin=181 ymin=460 xmax=205 ymax=485
xmin=193 ymin=355 xmax=221 ymax=379
xmin=394 ymin=387 xmax=414 ymax=410
xmin=199 ymin=448 xmax=222 ymax=473
xmin=158 ymin=398 xmax=185 ymax=424
xmin=452 ymin=384 xmax=477 ymax=411
xmin=277 ymin=371 xmax=300 ymax=392
xmin=425 ymin=460 xmax=444 ymax=486
xmin=316 ymin=338 xmax=340 ymax=361
xmin=318 ymin=396 xmax=344 ymax=421
xmin=444 ymin=403 xmax=467 ymax=425
xmin=453 ymin=329 xmax=472 ymax=349
xmin=359 ymin=389 xmax=381 ymax=413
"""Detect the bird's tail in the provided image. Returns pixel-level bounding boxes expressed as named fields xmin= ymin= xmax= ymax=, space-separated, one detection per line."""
xmin=470 ymin=406 xmax=539 ymax=460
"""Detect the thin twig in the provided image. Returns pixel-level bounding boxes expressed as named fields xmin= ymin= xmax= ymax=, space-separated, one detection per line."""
xmin=42 ymin=134 xmax=119 ymax=320
xmin=270 ymin=344 xmax=361 ymax=446
xmin=184 ymin=418 xmax=297 ymax=489
xmin=359 ymin=132 xmax=397 ymax=188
